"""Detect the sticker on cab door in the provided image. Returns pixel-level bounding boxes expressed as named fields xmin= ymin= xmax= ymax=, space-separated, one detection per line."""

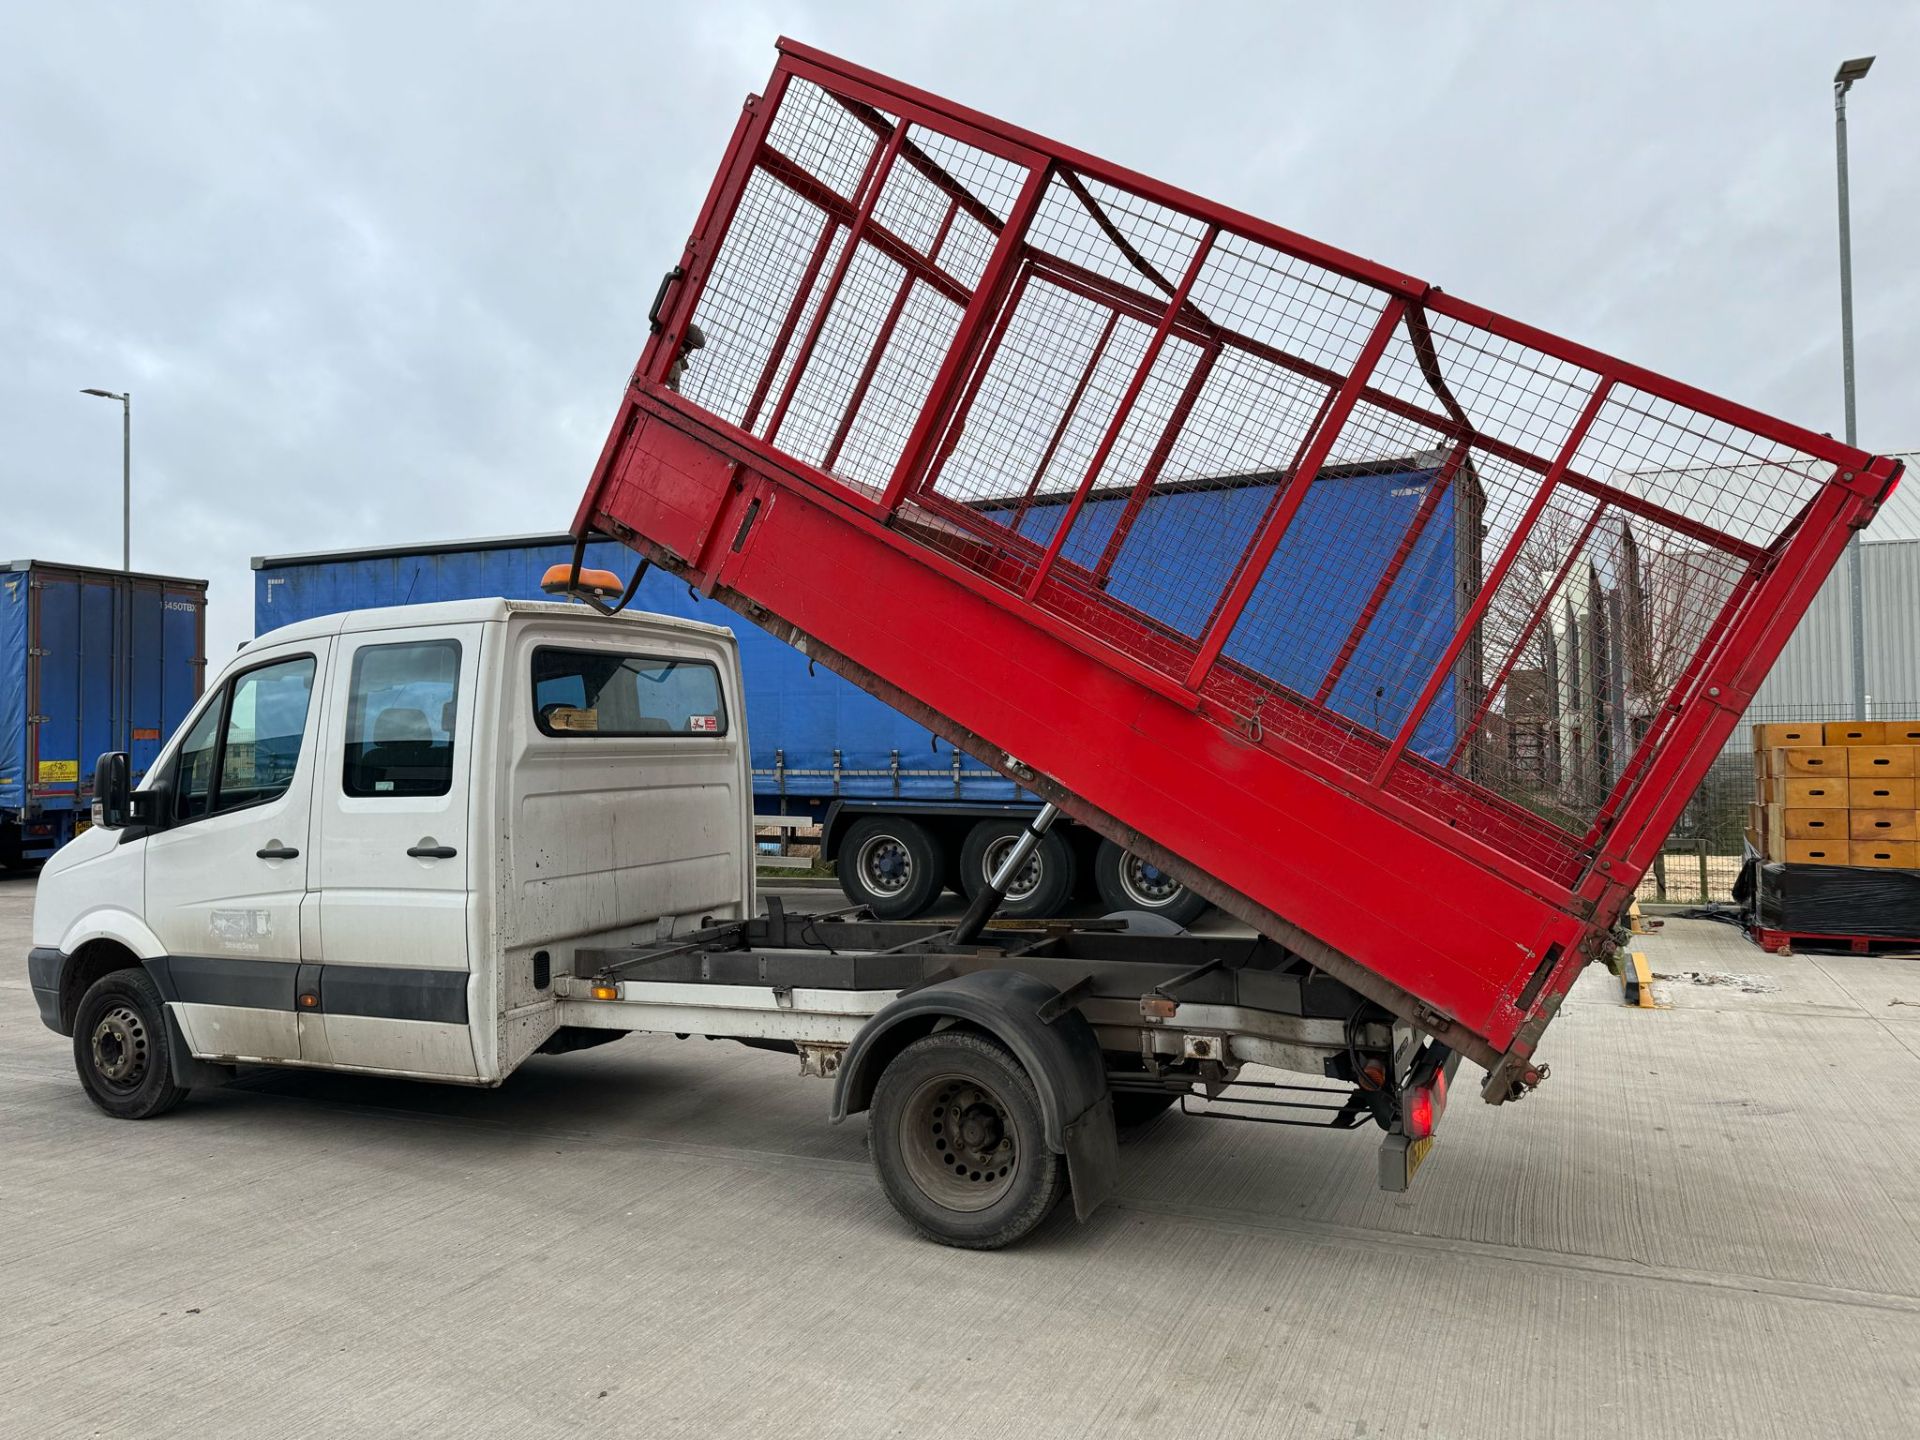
xmin=38 ymin=760 xmax=79 ymax=783
xmin=210 ymin=909 xmax=273 ymax=952
xmin=689 ymin=715 xmax=719 ymax=733
xmin=547 ymin=706 xmax=599 ymax=732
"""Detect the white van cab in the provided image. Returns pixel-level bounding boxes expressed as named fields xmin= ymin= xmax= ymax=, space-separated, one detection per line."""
xmin=29 ymin=599 xmax=752 ymax=1110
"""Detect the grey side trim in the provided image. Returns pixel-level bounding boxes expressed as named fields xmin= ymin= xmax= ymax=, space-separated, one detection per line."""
xmin=148 ymin=954 xmax=298 ymax=1012
xmin=321 ymin=966 xmax=468 ymax=1025
xmin=143 ymin=955 xmax=468 ymax=1025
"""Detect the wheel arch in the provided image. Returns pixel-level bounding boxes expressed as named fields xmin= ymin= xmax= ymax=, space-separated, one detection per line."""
xmin=56 ymin=927 xmax=232 ymax=1090
xmin=56 ymin=937 xmax=148 ymax=1036
xmin=832 ymin=970 xmax=1119 ymax=1220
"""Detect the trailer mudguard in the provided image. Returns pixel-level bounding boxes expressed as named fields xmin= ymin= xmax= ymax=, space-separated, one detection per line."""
xmin=832 ymin=969 xmax=1119 ymax=1220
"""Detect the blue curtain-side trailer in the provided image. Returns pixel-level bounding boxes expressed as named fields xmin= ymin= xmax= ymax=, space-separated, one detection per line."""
xmin=1 ymin=561 xmax=207 ymax=866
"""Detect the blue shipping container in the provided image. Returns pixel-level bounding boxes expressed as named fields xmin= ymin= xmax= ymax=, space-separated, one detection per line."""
xmin=1 ymin=560 xmax=208 ymax=864
xmin=252 ymin=461 xmax=1477 ymax=817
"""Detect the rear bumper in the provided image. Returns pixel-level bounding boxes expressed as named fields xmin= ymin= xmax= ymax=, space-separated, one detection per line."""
xmin=27 ymin=947 xmax=68 ymax=1034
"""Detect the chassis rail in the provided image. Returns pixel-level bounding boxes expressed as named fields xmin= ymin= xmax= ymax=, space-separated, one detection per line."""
xmin=559 ymin=901 xmax=1444 ymax=1190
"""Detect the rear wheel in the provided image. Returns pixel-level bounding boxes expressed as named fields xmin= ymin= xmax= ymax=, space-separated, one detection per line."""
xmin=959 ymin=820 xmax=1076 ymax=920
xmin=838 ymin=816 xmax=944 ymax=919
xmin=868 ymin=1031 xmax=1066 ymax=1249
xmin=72 ymin=969 xmax=189 ymax=1120
xmin=1093 ymin=839 xmax=1209 ymax=926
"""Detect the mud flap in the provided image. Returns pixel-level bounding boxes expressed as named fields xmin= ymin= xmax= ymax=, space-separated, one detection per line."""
xmin=1064 ymin=1092 xmax=1120 ymax=1220
xmin=162 ymin=1006 xmax=236 ymax=1090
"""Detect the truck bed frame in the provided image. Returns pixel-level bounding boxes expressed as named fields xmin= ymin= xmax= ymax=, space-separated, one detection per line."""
xmin=559 ymin=899 xmax=1436 ymax=1188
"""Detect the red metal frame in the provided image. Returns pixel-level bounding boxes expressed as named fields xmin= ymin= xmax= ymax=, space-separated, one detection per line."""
xmin=1316 ymin=440 xmax=1468 ymax=705
xmin=1025 ymin=227 xmax=1217 ymax=602
xmin=1447 ymin=495 xmax=1610 ymax=768
xmin=1184 ymin=298 xmax=1407 ymax=689
xmin=1012 ymin=307 xmax=1119 ymax=530
xmin=575 ymin=40 xmax=1901 ymax=1097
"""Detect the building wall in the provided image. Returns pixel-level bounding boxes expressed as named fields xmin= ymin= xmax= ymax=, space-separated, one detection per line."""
xmin=1743 ymin=535 xmax=1920 ymax=727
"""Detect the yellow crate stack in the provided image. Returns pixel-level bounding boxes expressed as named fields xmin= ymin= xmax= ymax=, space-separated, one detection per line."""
xmin=1752 ymin=722 xmax=1920 ymax=868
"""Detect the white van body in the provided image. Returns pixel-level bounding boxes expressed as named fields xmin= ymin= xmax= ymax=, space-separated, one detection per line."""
xmin=31 ymin=600 xmax=754 ymax=1084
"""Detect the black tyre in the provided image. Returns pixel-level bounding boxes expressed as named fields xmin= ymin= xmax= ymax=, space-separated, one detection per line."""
xmin=1092 ymin=839 xmax=1209 ymax=926
xmin=958 ymin=820 xmax=1077 ymax=920
xmin=838 ymin=816 xmax=944 ymax=919
xmin=72 ymin=968 xmax=190 ymax=1120
xmin=869 ymin=1031 xmax=1067 ymax=1249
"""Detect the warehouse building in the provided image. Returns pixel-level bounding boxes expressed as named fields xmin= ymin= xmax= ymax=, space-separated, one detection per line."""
xmin=1742 ymin=457 xmax=1920 ymax=726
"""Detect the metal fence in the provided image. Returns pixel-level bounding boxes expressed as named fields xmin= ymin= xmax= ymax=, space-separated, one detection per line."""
xmin=1638 ymin=700 xmax=1920 ymax=902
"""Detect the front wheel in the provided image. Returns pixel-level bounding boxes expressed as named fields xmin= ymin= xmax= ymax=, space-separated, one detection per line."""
xmin=1092 ymin=839 xmax=1209 ymax=926
xmin=72 ymin=968 xmax=190 ymax=1120
xmin=868 ymin=1031 xmax=1066 ymax=1249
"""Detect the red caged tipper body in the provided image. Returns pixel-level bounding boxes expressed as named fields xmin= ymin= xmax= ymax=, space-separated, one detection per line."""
xmin=574 ymin=39 xmax=1899 ymax=1100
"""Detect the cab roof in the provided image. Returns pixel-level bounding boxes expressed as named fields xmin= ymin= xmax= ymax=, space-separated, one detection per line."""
xmin=246 ymin=598 xmax=736 ymax=654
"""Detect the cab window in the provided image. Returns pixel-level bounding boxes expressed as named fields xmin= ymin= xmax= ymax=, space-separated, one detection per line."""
xmin=343 ymin=640 xmax=461 ymax=796
xmin=174 ymin=655 xmax=318 ymax=821
xmin=531 ymin=648 xmax=727 ymax=737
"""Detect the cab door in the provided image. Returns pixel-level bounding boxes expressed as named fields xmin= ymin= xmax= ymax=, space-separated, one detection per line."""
xmin=143 ymin=643 xmax=327 ymax=1062
xmin=306 ymin=622 xmax=481 ymax=1077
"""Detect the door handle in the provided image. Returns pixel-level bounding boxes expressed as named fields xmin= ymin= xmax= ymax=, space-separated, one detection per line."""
xmin=256 ymin=846 xmax=300 ymax=860
xmin=408 ymin=844 xmax=457 ymax=860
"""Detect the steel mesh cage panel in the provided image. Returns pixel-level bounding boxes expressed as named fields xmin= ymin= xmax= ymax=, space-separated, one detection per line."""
xmin=631 ymin=41 xmax=1894 ymax=907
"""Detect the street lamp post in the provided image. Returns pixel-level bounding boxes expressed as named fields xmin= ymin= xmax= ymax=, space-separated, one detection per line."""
xmin=1834 ymin=56 xmax=1873 ymax=721
xmin=80 ymin=388 xmax=131 ymax=572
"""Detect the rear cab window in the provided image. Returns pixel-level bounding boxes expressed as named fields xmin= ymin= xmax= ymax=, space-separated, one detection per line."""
xmin=344 ymin=640 xmax=461 ymax=796
xmin=532 ymin=648 xmax=727 ymax=737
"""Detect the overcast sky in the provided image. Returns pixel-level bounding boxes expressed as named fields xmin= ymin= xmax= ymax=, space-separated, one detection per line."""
xmin=4 ymin=1 xmax=1916 ymax=661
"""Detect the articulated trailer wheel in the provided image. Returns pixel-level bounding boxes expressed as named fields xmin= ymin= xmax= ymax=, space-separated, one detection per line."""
xmin=838 ymin=815 xmax=944 ymax=919
xmin=867 ymin=1031 xmax=1067 ymax=1249
xmin=959 ymin=819 xmax=1076 ymax=920
xmin=1091 ymin=838 xmax=1209 ymax=927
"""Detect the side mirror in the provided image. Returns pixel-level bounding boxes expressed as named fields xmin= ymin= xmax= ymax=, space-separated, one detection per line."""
xmin=92 ymin=751 xmax=132 ymax=830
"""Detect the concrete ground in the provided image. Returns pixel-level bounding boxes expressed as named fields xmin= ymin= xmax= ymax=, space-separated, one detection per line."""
xmin=4 ymin=871 xmax=1919 ymax=1439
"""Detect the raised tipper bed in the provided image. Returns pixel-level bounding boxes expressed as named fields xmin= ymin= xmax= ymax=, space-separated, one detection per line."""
xmin=574 ymin=38 xmax=1902 ymax=1100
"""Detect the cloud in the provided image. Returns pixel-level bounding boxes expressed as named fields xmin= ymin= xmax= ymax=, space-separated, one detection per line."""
xmin=4 ymin=0 xmax=1916 ymax=663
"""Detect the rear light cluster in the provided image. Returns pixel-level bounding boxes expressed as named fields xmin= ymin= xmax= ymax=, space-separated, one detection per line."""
xmin=1403 ymin=1066 xmax=1450 ymax=1140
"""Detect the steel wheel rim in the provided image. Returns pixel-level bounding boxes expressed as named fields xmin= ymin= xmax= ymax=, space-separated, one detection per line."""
xmin=1118 ymin=851 xmax=1181 ymax=907
xmin=897 ymin=1071 xmax=1021 ymax=1212
xmin=982 ymin=836 xmax=1043 ymax=901
xmin=90 ymin=1004 xmax=150 ymax=1091
xmin=855 ymin=833 xmax=914 ymax=896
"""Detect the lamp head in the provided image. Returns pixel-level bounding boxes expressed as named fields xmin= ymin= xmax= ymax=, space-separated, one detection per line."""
xmin=1835 ymin=56 xmax=1875 ymax=90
